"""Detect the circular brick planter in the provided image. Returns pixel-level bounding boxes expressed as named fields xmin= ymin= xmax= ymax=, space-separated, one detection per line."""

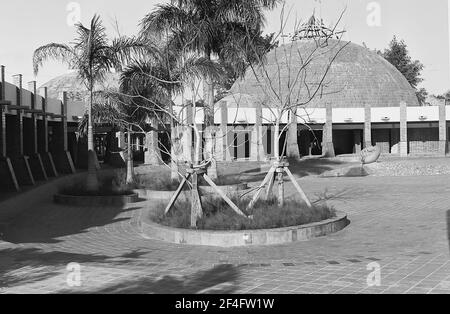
xmin=140 ymin=211 xmax=349 ymax=247
xmin=54 ymin=193 xmax=139 ymax=207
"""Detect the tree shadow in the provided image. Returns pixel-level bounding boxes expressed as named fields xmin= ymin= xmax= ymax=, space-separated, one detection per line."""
xmin=312 ymin=187 xmax=360 ymax=204
xmin=1 ymin=204 xmax=138 ymax=244
xmin=59 ymin=264 xmax=241 ymax=294
xmin=217 ymin=158 xmax=353 ymax=184
xmin=287 ymin=158 xmax=353 ymax=178
xmin=0 ymin=247 xmax=148 ymax=289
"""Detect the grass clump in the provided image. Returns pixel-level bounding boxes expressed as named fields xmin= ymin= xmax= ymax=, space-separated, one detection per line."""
xmin=151 ymin=196 xmax=336 ymax=231
xmin=134 ymin=174 xmax=246 ymax=191
xmin=134 ymin=175 xmax=180 ymax=191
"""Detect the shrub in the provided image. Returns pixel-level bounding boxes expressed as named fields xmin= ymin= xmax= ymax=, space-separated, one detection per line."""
xmin=60 ymin=170 xmax=135 ymax=196
xmin=134 ymin=175 xmax=180 ymax=191
xmin=151 ymin=196 xmax=336 ymax=230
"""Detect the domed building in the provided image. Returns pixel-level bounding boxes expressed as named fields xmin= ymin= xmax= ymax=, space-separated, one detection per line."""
xmin=229 ymin=39 xmax=419 ymax=109
xmin=218 ymin=31 xmax=445 ymax=159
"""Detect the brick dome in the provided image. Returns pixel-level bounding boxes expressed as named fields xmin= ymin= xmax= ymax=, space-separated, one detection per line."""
xmin=227 ymin=39 xmax=420 ymax=108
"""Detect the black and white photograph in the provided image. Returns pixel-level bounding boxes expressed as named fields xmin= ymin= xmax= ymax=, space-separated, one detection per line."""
xmin=0 ymin=0 xmax=449 ymax=302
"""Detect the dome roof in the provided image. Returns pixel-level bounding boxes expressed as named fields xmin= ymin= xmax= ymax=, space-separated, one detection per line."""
xmin=40 ymin=71 xmax=120 ymax=101
xmin=228 ymin=39 xmax=420 ymax=108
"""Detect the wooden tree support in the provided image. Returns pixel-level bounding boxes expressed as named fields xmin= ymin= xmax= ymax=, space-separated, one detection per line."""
xmin=247 ymin=161 xmax=312 ymax=210
xmin=164 ymin=166 xmax=247 ymax=228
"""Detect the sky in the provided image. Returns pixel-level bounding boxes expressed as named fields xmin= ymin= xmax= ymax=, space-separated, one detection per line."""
xmin=0 ymin=0 xmax=449 ymax=95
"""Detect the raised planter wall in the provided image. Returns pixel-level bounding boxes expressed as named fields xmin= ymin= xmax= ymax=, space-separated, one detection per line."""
xmin=141 ymin=211 xmax=349 ymax=247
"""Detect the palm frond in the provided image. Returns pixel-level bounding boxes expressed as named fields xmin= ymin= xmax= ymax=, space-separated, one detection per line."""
xmin=140 ymin=4 xmax=193 ymax=38
xmin=33 ymin=43 xmax=75 ymax=75
xmin=177 ymin=55 xmax=224 ymax=85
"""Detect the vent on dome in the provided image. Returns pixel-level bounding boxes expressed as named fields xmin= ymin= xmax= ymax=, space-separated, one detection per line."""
xmin=291 ymin=14 xmax=346 ymax=41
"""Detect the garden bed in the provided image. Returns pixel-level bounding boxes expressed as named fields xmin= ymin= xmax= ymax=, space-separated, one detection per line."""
xmin=54 ymin=170 xmax=139 ymax=206
xmin=151 ymin=197 xmax=337 ymax=231
xmin=142 ymin=198 xmax=348 ymax=246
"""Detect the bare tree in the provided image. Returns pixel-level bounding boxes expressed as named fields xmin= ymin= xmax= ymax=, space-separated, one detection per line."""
xmin=231 ymin=7 xmax=348 ymax=209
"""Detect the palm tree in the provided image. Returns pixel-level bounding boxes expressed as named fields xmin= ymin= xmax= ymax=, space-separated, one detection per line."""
xmin=87 ymin=90 xmax=159 ymax=185
xmin=141 ymin=0 xmax=280 ymax=167
xmin=33 ymin=15 xmax=148 ymax=191
xmin=122 ymin=34 xmax=223 ymax=179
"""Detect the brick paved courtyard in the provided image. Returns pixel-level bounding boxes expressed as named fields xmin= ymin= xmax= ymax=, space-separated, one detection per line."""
xmin=1 ymin=166 xmax=450 ymax=294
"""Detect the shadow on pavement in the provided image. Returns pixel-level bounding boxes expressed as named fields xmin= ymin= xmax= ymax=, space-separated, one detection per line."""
xmin=58 ymin=264 xmax=241 ymax=294
xmin=0 ymin=247 xmax=149 ymax=289
xmin=218 ymin=158 xmax=351 ymax=185
xmin=312 ymin=187 xmax=360 ymax=204
xmin=287 ymin=158 xmax=352 ymax=178
xmin=1 ymin=204 xmax=138 ymax=244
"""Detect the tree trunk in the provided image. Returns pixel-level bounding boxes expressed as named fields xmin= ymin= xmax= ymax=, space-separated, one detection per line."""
xmin=168 ymin=92 xmax=179 ymax=182
xmin=277 ymin=170 xmax=284 ymax=208
xmin=126 ymin=125 xmax=134 ymax=184
xmin=192 ymin=86 xmax=202 ymax=166
xmin=274 ymin=119 xmax=284 ymax=207
xmin=190 ymin=171 xmax=203 ymax=228
xmin=287 ymin=110 xmax=300 ymax=159
xmin=274 ymin=120 xmax=281 ymax=162
xmin=170 ymin=128 xmax=179 ymax=183
xmin=86 ymin=88 xmax=99 ymax=192
xmin=203 ymin=51 xmax=217 ymax=178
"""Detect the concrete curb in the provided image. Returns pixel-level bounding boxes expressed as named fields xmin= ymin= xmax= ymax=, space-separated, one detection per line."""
xmin=140 ymin=211 xmax=349 ymax=247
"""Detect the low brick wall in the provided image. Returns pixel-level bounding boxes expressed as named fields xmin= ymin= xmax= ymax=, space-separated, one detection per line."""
xmin=140 ymin=211 xmax=349 ymax=247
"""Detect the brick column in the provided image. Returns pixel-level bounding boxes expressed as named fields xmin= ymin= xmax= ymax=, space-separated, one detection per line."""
xmin=364 ymin=103 xmax=372 ymax=148
xmin=26 ymin=81 xmax=48 ymax=180
xmin=117 ymin=131 xmax=126 ymax=149
xmin=180 ymin=102 xmax=193 ymax=163
xmin=0 ymin=106 xmax=5 ymax=158
xmin=12 ymin=74 xmax=24 ymax=156
xmin=39 ymin=87 xmax=49 ymax=153
xmin=28 ymin=81 xmax=38 ymax=155
xmin=323 ymin=102 xmax=335 ymax=157
xmin=9 ymin=74 xmax=35 ymax=185
xmin=214 ymin=101 xmax=228 ymax=161
xmin=60 ymin=92 xmax=75 ymax=174
xmin=250 ymin=103 xmax=266 ymax=161
xmin=0 ymin=65 xmax=5 ymax=101
xmin=62 ymin=92 xmax=68 ymax=151
xmin=144 ymin=117 xmax=162 ymax=165
xmin=0 ymin=66 xmax=5 ymax=157
xmin=38 ymin=87 xmax=58 ymax=177
xmin=400 ymin=101 xmax=408 ymax=157
xmin=439 ymin=100 xmax=447 ymax=156
xmin=354 ymin=130 xmax=362 ymax=154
